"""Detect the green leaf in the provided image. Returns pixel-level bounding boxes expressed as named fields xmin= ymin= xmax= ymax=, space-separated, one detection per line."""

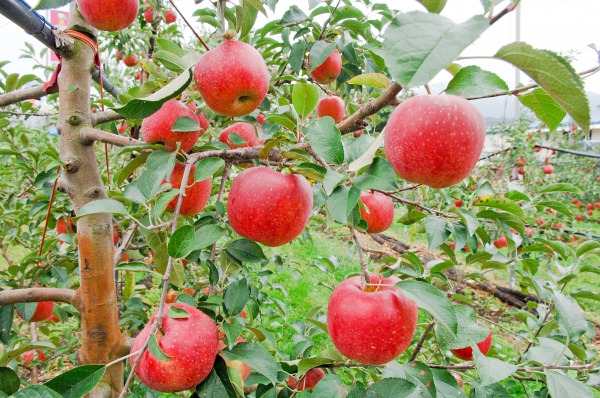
xmin=435 ymin=305 xmax=489 ymax=350
xmin=518 ymin=88 xmax=566 ymax=131
xmin=424 ymin=215 xmax=450 ymax=250
xmin=195 ymin=355 xmax=238 ymax=398
xmin=348 ymin=133 xmax=384 ymax=173
xmin=308 ymin=41 xmax=336 ymax=73
xmin=535 ymin=200 xmax=572 ymax=218
xmin=0 ymin=305 xmax=14 ymax=345
xmin=396 ymin=280 xmax=457 ymax=335
xmin=471 ymin=383 xmax=511 ymax=398
xmin=380 ymin=12 xmax=489 ymax=87
xmin=168 ymin=306 xmax=190 ymax=319
xmin=545 ymin=369 xmax=593 ymax=398
xmin=474 ymin=197 xmax=524 ymax=217
xmin=75 ymin=199 xmax=128 ymax=219
xmin=473 ymin=345 xmax=516 ymax=387
xmin=297 ymin=357 xmax=335 ymax=376
xmin=193 ymin=225 xmax=226 ymax=250
xmin=33 ymin=0 xmax=74 ymax=10
xmin=576 ymin=241 xmax=600 ymax=258
xmin=155 ymin=39 xmax=186 ymax=57
xmin=431 ymin=368 xmax=467 ymax=398
xmin=323 ymin=170 xmax=347 ymax=196
xmin=227 ymin=239 xmax=266 ymax=263
xmin=11 ymin=385 xmax=63 ymax=398
xmin=353 ymin=157 xmax=398 ymax=191
xmin=194 ymin=158 xmax=225 ymax=182
xmin=224 ymin=278 xmax=250 ymax=316
xmin=290 ymin=41 xmax=307 ymax=75
xmin=44 ymin=365 xmax=106 ymax=398
xmin=403 ymin=362 xmax=436 ymax=397
xmin=494 ymin=42 xmax=590 ymax=131
xmin=307 ymin=117 xmax=345 ymax=165
xmin=279 ymin=5 xmax=308 ymax=26
xmin=222 ymin=321 xmax=244 ymax=350
xmin=221 ymin=343 xmax=281 ymax=385
xmin=15 ymin=302 xmax=38 ymax=323
xmin=0 ymin=367 xmax=19 ymax=395
xmin=172 ymin=116 xmax=200 ymax=132
xmin=293 ymin=163 xmax=328 ymax=182
xmin=327 ymin=185 xmax=361 ymax=225
xmin=0 ymin=342 xmax=55 ymax=367
xmin=445 ymin=65 xmax=508 ymax=98
xmin=168 ymin=225 xmax=196 ymax=259
xmin=153 ymin=50 xmax=187 ymax=73
xmin=417 ymin=0 xmax=448 ymax=13
xmin=476 ymin=210 xmax=525 ymax=236
xmin=367 ymin=378 xmax=418 ymax=397
xmin=112 ymin=68 xmax=193 ymax=120
xmin=240 ymin=0 xmax=259 ymax=39
xmin=309 ymin=374 xmax=349 ymax=397
xmin=292 ymin=83 xmax=319 ymax=118
xmin=539 ymin=183 xmax=582 ymax=195
xmin=347 ymin=73 xmax=390 ymax=89
xmin=148 ymin=334 xmax=172 ymax=361
xmin=554 ymin=291 xmax=587 ymax=341
xmin=114 ymin=263 xmax=162 ymax=276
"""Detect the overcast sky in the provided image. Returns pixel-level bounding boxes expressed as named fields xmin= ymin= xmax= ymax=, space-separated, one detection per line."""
xmin=1 ymin=0 xmax=599 ymax=101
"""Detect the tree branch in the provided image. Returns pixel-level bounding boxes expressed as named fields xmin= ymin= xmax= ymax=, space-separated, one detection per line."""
xmin=489 ymin=0 xmax=520 ymax=25
xmin=79 ymin=126 xmax=144 ymax=146
xmin=336 ymin=82 xmax=402 ymax=134
xmin=0 ymin=288 xmax=79 ymax=309
xmin=409 ymin=320 xmax=436 ymax=361
xmin=0 ymin=84 xmax=57 ymax=107
xmin=91 ymin=110 xmax=124 ymax=126
xmin=372 ymin=189 xmax=457 ymax=219
xmin=113 ymin=223 xmax=137 ymax=266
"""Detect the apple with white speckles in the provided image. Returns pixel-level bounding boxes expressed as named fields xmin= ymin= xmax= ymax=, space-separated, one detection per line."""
xmin=327 ymin=274 xmax=418 ymax=365
xmin=78 ymin=0 xmax=138 ymax=32
xmin=219 ymin=122 xmax=261 ymax=149
xmin=194 ymin=40 xmax=269 ymax=117
xmin=288 ymin=367 xmax=326 ymax=391
xmin=227 ymin=167 xmax=313 ymax=247
xmin=163 ymin=162 xmax=212 ymax=217
xmin=142 ymin=99 xmax=205 ymax=152
xmin=309 ymin=49 xmax=342 ymax=85
xmin=359 ymin=192 xmax=395 ymax=233
xmin=384 ymin=95 xmax=486 ymax=188
xmin=130 ymin=303 xmax=219 ymax=392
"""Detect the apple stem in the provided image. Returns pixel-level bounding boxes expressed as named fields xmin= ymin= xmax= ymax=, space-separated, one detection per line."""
xmin=118 ymin=164 xmax=193 ymax=398
xmin=351 ymin=227 xmax=370 ymax=288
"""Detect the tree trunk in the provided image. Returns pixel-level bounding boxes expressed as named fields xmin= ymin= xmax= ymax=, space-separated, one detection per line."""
xmin=58 ymin=3 xmax=126 ymax=396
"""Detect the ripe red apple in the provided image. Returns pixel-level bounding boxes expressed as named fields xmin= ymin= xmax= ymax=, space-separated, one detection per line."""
xmin=552 ymin=222 xmax=563 ymax=229
xmin=517 ymin=167 xmax=525 ymax=175
xmin=123 ymin=53 xmax=138 ymax=67
xmin=316 ymin=96 xmax=345 ymax=123
xmin=21 ymin=350 xmax=47 ymax=367
xmin=219 ymin=122 xmax=261 ymax=149
xmin=118 ymin=122 xmax=127 ymax=134
xmin=576 ymin=215 xmax=584 ymax=221
xmin=142 ymin=99 xmax=205 ymax=152
xmin=327 ymin=274 xmax=418 ymax=365
xmin=535 ymin=217 xmax=545 ymax=226
xmin=493 ymin=236 xmax=507 ymax=249
xmin=256 ymin=114 xmax=266 ymax=125
xmin=452 ymin=373 xmax=464 ymax=388
xmin=596 ymin=202 xmax=600 ymax=209
xmin=359 ymin=192 xmax=394 ymax=233
xmin=586 ymin=203 xmax=595 ymax=211
xmin=451 ymin=332 xmax=492 ymax=360
xmin=182 ymin=288 xmax=195 ymax=295
xmin=194 ymin=40 xmax=269 ymax=117
xmin=166 ymin=290 xmax=178 ymax=304
xmin=48 ymin=315 xmax=60 ymax=323
xmin=308 ymin=49 xmax=342 ymax=85
xmin=454 ymin=199 xmax=463 ymax=208
xmin=525 ymin=227 xmax=533 ymax=237
xmin=572 ymin=198 xmax=580 ymax=205
xmin=354 ymin=129 xmax=363 ymax=137
xmin=165 ymin=10 xmax=177 ymax=24
xmin=384 ymin=95 xmax=486 ymax=188
xmin=131 ymin=303 xmax=218 ymax=392
xmin=588 ymin=210 xmax=594 ymax=216
xmin=57 ymin=217 xmax=74 ymax=244
xmin=144 ymin=7 xmax=156 ymax=23
xmin=288 ymin=368 xmax=326 ymax=391
xmin=163 ymin=163 xmax=212 ymax=217
xmin=16 ymin=287 xmax=55 ymax=323
xmin=542 ymin=164 xmax=554 ymax=174
xmin=78 ymin=0 xmax=138 ymax=31
xmin=515 ymin=157 xmax=527 ymax=166
xmin=227 ymin=167 xmax=313 ymax=247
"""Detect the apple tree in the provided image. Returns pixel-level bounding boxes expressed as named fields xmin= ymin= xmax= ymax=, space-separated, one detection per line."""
xmin=1 ymin=0 xmax=599 ymax=397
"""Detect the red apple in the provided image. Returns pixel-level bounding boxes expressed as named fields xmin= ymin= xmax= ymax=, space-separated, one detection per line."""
xmin=515 ymin=157 xmax=527 ymax=166
xmin=535 ymin=217 xmax=545 ymax=226
xmin=308 ymin=49 xmax=342 ymax=85
xmin=493 ymin=236 xmax=507 ymax=249
xmin=596 ymin=202 xmax=600 ymax=209
xmin=517 ymin=167 xmax=525 ymax=175
xmin=57 ymin=217 xmax=74 ymax=244
xmin=219 ymin=122 xmax=261 ymax=149
xmin=542 ymin=164 xmax=554 ymax=174
xmin=586 ymin=203 xmax=595 ymax=211
xmin=118 ymin=122 xmax=127 ymax=134
xmin=354 ymin=129 xmax=363 ymax=137
xmin=166 ymin=290 xmax=178 ymax=304
xmin=165 ymin=10 xmax=177 ymax=24
xmin=359 ymin=192 xmax=395 ymax=233
xmin=384 ymin=95 xmax=486 ymax=188
xmin=142 ymin=99 xmax=205 ymax=152
xmin=256 ymin=114 xmax=266 ymax=125
xmin=16 ymin=287 xmax=55 ymax=323
xmin=123 ymin=53 xmax=138 ymax=67
xmin=217 ymin=336 xmax=251 ymax=381
xmin=575 ymin=215 xmax=584 ymax=221
xmin=182 ymin=288 xmax=195 ymax=296
xmin=451 ymin=332 xmax=492 ymax=360
xmin=144 ymin=7 xmax=155 ymax=23
xmin=327 ymin=274 xmax=418 ymax=365
xmin=572 ymin=198 xmax=580 ymax=205
xmin=48 ymin=315 xmax=60 ymax=323
xmin=163 ymin=163 xmax=212 ymax=217
xmin=227 ymin=167 xmax=313 ymax=247
xmin=454 ymin=199 xmax=463 ymax=208
xmin=316 ymin=96 xmax=345 ymax=123
xmin=21 ymin=350 xmax=47 ymax=367
xmin=525 ymin=227 xmax=533 ymax=237
xmin=131 ymin=303 xmax=218 ymax=392
xmin=78 ymin=0 xmax=138 ymax=31
xmin=452 ymin=373 xmax=464 ymax=388
xmin=116 ymin=50 xmax=123 ymax=61
xmin=194 ymin=40 xmax=269 ymax=117
xmin=288 ymin=368 xmax=326 ymax=391
xmin=552 ymin=222 xmax=563 ymax=229
xmin=588 ymin=210 xmax=594 ymax=216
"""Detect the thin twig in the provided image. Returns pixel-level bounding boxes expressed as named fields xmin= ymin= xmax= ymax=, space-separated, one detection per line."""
xmin=351 ymin=227 xmax=371 ymax=288
xmin=317 ymin=0 xmax=341 ymax=41
xmin=477 ymin=315 xmax=533 ymax=343
xmin=489 ymin=0 xmax=520 ymax=25
xmin=372 ymin=189 xmax=457 ymax=219
xmin=0 ymin=238 xmax=13 ymax=266
xmin=409 ymin=320 xmax=436 ymax=361
xmin=0 ymin=110 xmax=58 ymax=117
xmin=168 ymin=0 xmax=210 ymax=51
